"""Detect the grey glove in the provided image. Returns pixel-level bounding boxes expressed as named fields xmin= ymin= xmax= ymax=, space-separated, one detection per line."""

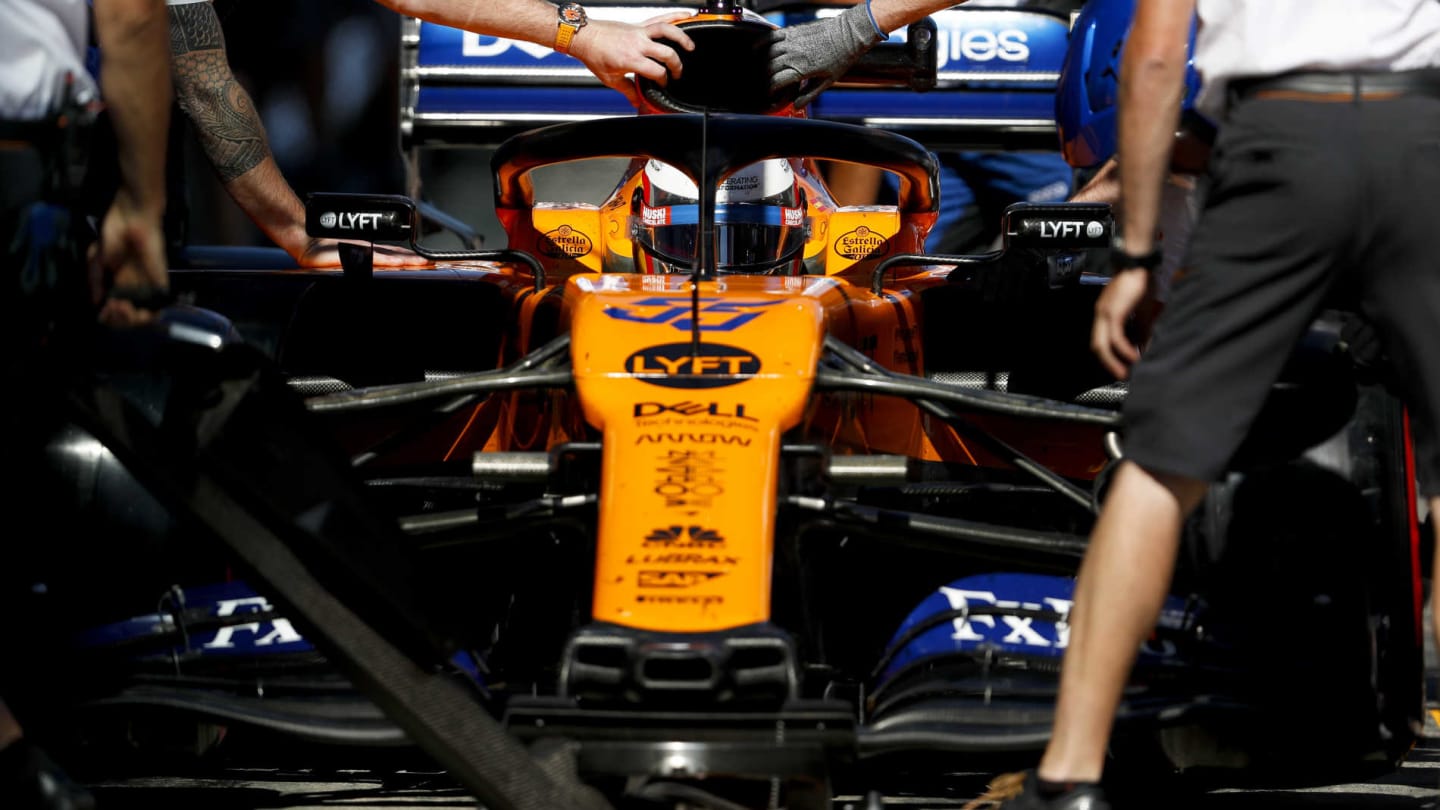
xmin=769 ymin=2 xmax=887 ymax=109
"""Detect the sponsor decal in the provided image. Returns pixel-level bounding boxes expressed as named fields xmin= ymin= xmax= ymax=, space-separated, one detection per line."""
xmin=462 ymin=33 xmax=556 ymax=59
xmin=654 ymin=450 xmax=723 ymax=510
xmin=937 ymin=586 xmax=1175 ymax=656
xmin=322 ymin=211 xmax=389 ymax=231
xmin=784 ymin=206 xmax=804 ymax=227
xmin=721 ymin=174 xmax=760 ymax=193
xmin=645 ymin=524 xmax=725 ymax=548
xmin=1039 ymin=221 xmax=1084 ymax=239
xmin=938 ymin=587 xmax=1073 ymax=649
xmin=1016 ymin=219 xmax=1108 ymax=243
xmin=457 ymin=7 xmax=675 ymax=59
xmin=627 ymin=552 xmax=739 ymax=566
xmin=636 ymin=594 xmax=724 ymax=607
xmin=835 ymin=226 xmax=889 ymax=260
xmin=633 ymin=402 xmax=757 ymax=421
xmin=641 ymin=205 xmax=670 ymax=226
xmin=636 ymin=433 xmax=752 ymax=446
xmin=604 ymin=297 xmax=786 ymax=331
xmin=201 ymin=596 xmax=306 ymax=650
xmin=539 ymin=225 xmax=593 ymax=258
xmin=938 ymin=28 xmax=1030 ymax=67
xmin=637 ymin=570 xmax=727 ymax=589
xmin=626 ymin=342 xmax=759 ymax=389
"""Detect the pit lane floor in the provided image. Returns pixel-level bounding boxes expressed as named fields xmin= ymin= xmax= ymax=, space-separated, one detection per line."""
xmin=78 ymin=711 xmax=1440 ymax=809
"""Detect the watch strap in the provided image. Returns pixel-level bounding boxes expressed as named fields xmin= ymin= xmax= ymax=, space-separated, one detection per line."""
xmin=555 ymin=3 xmax=586 ymax=54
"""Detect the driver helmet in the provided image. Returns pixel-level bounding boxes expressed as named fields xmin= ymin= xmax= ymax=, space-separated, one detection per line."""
xmin=632 ymin=158 xmax=809 ymax=275
xmin=1055 ymin=0 xmax=1202 ymax=168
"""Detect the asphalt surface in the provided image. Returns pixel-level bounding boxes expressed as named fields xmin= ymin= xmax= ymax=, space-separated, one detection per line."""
xmin=81 ymin=720 xmax=1440 ymax=809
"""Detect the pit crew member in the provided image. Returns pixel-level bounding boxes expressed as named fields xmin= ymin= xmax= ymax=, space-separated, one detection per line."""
xmin=165 ymin=0 xmax=431 ymax=268
xmin=1000 ymin=2 xmax=1440 ymax=808
xmin=373 ymin=0 xmax=696 ymax=108
xmin=2 ymin=0 xmax=170 ymax=805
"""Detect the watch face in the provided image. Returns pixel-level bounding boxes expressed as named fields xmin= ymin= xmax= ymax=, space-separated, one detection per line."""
xmin=560 ymin=3 xmax=586 ymax=24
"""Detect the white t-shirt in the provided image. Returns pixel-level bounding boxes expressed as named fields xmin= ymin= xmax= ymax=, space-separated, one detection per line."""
xmin=1194 ymin=0 xmax=1440 ymax=120
xmin=0 ymin=0 xmax=96 ymax=120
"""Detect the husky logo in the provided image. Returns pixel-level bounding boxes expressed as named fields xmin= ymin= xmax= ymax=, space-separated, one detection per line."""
xmin=835 ymin=226 xmax=888 ymax=259
xmin=539 ymin=225 xmax=592 ymax=258
xmin=637 ymin=570 xmax=727 ymax=589
xmin=627 ymin=343 xmax=760 ymax=389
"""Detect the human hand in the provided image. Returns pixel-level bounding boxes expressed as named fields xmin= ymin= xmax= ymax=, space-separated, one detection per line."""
xmin=1090 ymin=267 xmax=1153 ymax=379
xmin=296 ymin=238 xmax=434 ymax=270
xmin=769 ymin=2 xmax=886 ymax=109
xmin=91 ymin=189 xmax=168 ymax=328
xmin=570 ymin=12 xmax=695 ymax=107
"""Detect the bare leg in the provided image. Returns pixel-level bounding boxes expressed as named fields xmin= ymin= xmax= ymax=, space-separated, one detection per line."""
xmin=0 ymin=700 xmax=20 ymax=750
xmin=1036 ymin=461 xmax=1207 ymax=782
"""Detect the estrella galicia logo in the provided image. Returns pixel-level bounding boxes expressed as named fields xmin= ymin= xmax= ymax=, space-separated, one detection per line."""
xmin=835 ymin=226 xmax=889 ymax=259
xmin=604 ymin=297 xmax=786 ymax=332
xmin=539 ymin=225 xmax=592 ymax=258
xmin=626 ymin=343 xmax=760 ymax=389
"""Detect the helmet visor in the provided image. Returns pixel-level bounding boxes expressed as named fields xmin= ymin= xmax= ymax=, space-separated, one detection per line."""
xmin=634 ymin=201 xmax=808 ymax=275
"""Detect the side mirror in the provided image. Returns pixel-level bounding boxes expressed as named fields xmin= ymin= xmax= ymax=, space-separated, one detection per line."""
xmin=305 ymin=193 xmax=417 ymax=244
xmin=1002 ymin=202 xmax=1112 ymax=251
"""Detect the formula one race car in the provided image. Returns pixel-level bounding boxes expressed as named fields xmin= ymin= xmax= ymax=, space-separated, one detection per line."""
xmin=19 ymin=3 xmax=1424 ymax=809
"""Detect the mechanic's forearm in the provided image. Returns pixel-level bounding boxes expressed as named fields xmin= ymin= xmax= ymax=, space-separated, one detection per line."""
xmin=94 ymin=0 xmax=171 ymax=218
xmin=171 ymin=1 xmax=308 ymax=255
xmin=868 ymin=0 xmax=962 ymax=34
xmin=375 ymin=0 xmax=554 ymax=46
xmin=1069 ymin=158 xmax=1120 ymax=206
xmin=1116 ymin=0 xmax=1194 ymax=253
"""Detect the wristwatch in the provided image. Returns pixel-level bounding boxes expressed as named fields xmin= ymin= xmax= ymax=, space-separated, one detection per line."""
xmin=555 ymin=2 xmax=588 ymax=55
xmin=1109 ymin=235 xmax=1163 ymax=272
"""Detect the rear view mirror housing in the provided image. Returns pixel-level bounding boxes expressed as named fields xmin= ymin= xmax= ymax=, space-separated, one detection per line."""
xmin=1002 ymin=202 xmax=1112 ymax=251
xmin=306 ymin=193 xmax=417 ymax=244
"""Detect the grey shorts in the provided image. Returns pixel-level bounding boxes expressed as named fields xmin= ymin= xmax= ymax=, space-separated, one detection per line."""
xmin=1121 ymin=92 xmax=1440 ymax=494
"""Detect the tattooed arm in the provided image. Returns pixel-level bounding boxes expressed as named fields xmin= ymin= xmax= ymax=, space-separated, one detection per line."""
xmin=168 ymin=1 xmax=427 ymax=268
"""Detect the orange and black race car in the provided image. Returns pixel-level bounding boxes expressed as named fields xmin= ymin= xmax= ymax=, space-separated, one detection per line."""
xmin=26 ymin=4 xmax=1425 ymax=810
